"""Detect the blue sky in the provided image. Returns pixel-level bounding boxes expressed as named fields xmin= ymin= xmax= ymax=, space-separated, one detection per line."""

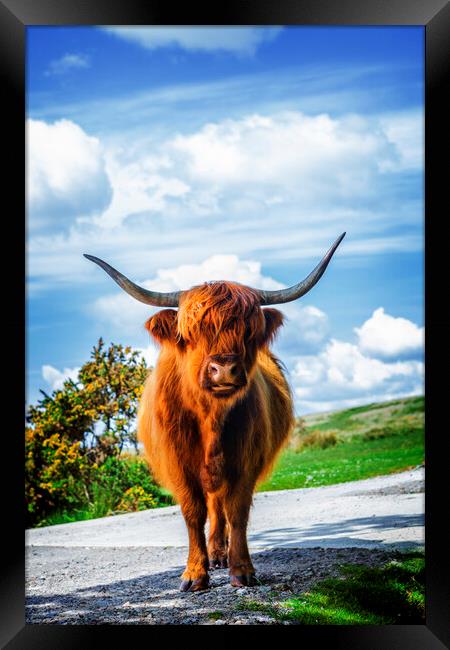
xmin=26 ymin=26 xmax=424 ymax=414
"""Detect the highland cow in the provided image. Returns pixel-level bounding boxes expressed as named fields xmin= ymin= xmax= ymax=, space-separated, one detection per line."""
xmin=84 ymin=232 xmax=345 ymax=591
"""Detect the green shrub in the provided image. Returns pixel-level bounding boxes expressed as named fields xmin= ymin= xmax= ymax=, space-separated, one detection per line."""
xmin=32 ymin=455 xmax=173 ymax=527
xmin=116 ymin=485 xmax=158 ymax=512
xmin=25 ymin=339 xmax=153 ymax=527
xmin=292 ymin=429 xmax=340 ymax=453
xmin=91 ymin=455 xmax=170 ymax=511
xmin=363 ymin=427 xmax=395 ymax=441
xmin=363 ymin=417 xmax=423 ymax=441
xmin=25 ymin=426 xmax=92 ymax=527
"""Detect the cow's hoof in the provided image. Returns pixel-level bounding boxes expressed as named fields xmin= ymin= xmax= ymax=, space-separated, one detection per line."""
xmin=209 ymin=557 xmax=228 ymax=570
xmin=180 ymin=576 xmax=210 ymax=592
xmin=230 ymin=573 xmax=258 ymax=587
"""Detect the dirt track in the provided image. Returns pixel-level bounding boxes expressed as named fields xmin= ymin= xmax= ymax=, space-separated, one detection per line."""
xmin=26 ymin=467 xmax=424 ymax=625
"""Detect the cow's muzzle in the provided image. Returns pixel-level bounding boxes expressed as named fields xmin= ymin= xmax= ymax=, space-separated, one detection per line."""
xmin=202 ymin=354 xmax=247 ymax=396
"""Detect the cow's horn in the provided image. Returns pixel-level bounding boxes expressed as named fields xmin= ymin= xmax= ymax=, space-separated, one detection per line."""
xmin=257 ymin=232 xmax=346 ymax=305
xmin=84 ymin=255 xmax=182 ymax=307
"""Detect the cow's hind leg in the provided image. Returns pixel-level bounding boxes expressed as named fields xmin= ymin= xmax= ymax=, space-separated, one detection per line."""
xmin=224 ymin=485 xmax=257 ymax=587
xmin=179 ymin=489 xmax=210 ymax=592
xmin=207 ymin=493 xmax=228 ymax=569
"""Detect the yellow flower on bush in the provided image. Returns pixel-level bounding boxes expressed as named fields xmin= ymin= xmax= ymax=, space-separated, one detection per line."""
xmin=39 ymin=481 xmax=55 ymax=494
xmin=43 ymin=433 xmax=60 ymax=449
xmin=116 ymin=486 xmax=157 ymax=512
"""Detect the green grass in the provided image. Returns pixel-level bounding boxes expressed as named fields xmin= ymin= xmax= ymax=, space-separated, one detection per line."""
xmin=37 ymin=496 xmax=148 ymax=527
xmin=258 ymin=429 xmax=423 ymax=491
xmin=258 ymin=396 xmax=424 ymax=492
xmin=237 ymin=551 xmax=425 ymax=625
xmin=36 ymin=508 xmax=95 ymax=527
xmin=36 ymin=481 xmax=135 ymax=527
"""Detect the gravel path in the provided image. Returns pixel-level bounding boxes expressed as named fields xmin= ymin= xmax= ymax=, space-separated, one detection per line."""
xmin=26 ymin=467 xmax=424 ymax=625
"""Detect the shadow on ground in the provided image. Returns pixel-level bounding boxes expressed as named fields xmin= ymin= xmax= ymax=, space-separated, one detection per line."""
xmin=248 ymin=513 xmax=424 ymax=547
xmin=26 ymin=512 xmax=424 ymax=625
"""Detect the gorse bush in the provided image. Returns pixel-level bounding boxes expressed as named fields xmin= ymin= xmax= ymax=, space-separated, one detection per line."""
xmin=25 ymin=426 xmax=91 ymax=524
xmin=93 ymin=455 xmax=167 ymax=512
xmin=117 ymin=486 xmax=159 ymax=512
xmin=25 ymin=339 xmax=170 ymax=528
xmin=34 ymin=456 xmax=171 ymax=527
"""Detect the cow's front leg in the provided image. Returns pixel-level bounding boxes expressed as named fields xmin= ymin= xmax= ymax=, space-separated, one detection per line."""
xmin=207 ymin=492 xmax=228 ymax=569
xmin=179 ymin=493 xmax=210 ymax=592
xmin=224 ymin=486 xmax=257 ymax=587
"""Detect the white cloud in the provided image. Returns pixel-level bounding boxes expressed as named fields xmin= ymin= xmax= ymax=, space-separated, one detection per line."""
xmin=93 ymin=149 xmax=190 ymax=229
xmin=378 ymin=110 xmax=423 ymax=172
xmin=26 ymin=108 xmax=423 ymax=290
xmin=354 ymin=308 xmax=424 ymax=359
xmin=27 ymin=119 xmax=112 ymax=229
xmin=45 ymin=53 xmax=90 ymax=76
xmin=274 ymin=304 xmax=329 ymax=356
xmin=85 ymin=109 xmax=422 ymax=237
xmin=42 ymin=365 xmax=80 ymax=391
xmin=292 ymin=333 xmax=424 ymax=414
xmin=103 ymin=27 xmax=282 ymax=56
xmin=169 ymin=111 xmax=399 ymax=198
xmin=150 ymin=254 xmax=283 ymax=291
xmin=93 ymin=292 xmax=153 ymax=337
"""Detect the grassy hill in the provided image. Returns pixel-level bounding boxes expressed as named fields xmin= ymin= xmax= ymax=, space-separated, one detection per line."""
xmin=257 ymin=396 xmax=424 ymax=492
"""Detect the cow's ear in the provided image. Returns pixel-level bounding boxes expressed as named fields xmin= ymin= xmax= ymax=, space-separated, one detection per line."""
xmin=261 ymin=308 xmax=284 ymax=345
xmin=145 ymin=309 xmax=179 ymax=344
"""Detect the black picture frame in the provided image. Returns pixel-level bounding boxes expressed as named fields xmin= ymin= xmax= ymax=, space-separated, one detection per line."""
xmin=4 ymin=0 xmax=449 ymax=646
